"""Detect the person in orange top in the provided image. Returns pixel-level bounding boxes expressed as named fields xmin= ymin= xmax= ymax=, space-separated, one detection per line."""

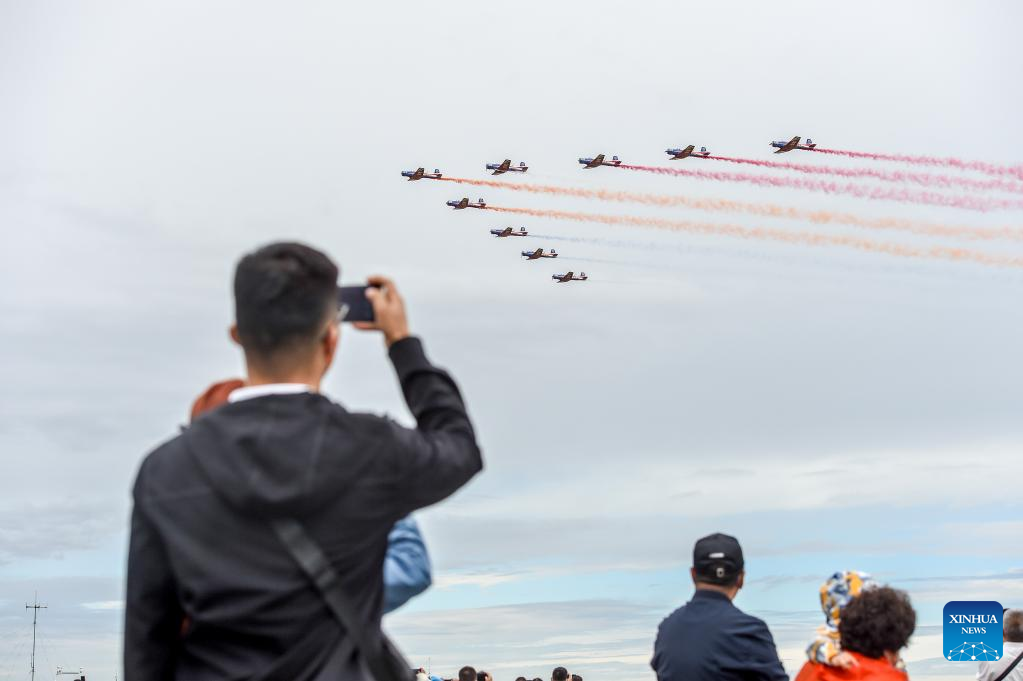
xmin=794 ymin=586 xmax=916 ymax=681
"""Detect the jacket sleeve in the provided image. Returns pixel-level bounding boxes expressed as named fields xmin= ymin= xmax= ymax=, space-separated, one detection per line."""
xmin=650 ymin=621 xmax=666 ymax=680
xmin=382 ymin=515 xmax=432 ymax=614
xmin=806 ymin=628 xmax=839 ymax=664
xmin=383 ymin=337 xmax=483 ymax=511
xmin=124 ymin=463 xmax=183 ymax=681
xmin=736 ymin=616 xmax=791 ymax=681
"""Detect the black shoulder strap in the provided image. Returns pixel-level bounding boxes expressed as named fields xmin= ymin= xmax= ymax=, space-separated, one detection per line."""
xmin=272 ymin=518 xmax=413 ymax=681
xmin=993 ymin=648 xmax=1023 ymax=681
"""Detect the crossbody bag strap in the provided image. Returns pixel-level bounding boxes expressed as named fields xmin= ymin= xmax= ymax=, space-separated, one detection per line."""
xmin=993 ymin=648 xmax=1023 ymax=681
xmin=272 ymin=518 xmax=412 ymax=681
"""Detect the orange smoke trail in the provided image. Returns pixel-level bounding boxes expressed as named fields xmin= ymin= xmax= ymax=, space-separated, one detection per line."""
xmin=485 ymin=205 xmax=1023 ymax=269
xmin=437 ymin=177 xmax=1023 ymax=243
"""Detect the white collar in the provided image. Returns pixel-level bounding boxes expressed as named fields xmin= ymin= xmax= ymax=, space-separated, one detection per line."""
xmin=228 ymin=383 xmax=313 ymax=403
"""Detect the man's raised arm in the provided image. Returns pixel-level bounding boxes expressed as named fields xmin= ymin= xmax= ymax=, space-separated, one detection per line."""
xmin=357 ymin=276 xmax=483 ymax=509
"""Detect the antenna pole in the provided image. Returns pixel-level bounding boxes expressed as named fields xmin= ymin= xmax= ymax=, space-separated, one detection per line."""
xmin=26 ymin=593 xmax=47 ymax=681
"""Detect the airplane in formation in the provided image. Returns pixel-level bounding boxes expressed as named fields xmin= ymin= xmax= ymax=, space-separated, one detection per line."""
xmin=401 ymin=167 xmax=442 ymax=181
xmin=578 ymin=154 xmax=621 ymax=169
xmin=486 ymin=159 xmax=528 ymax=175
xmin=491 ymin=227 xmax=528 ymax=237
xmin=521 ymin=248 xmax=558 ymax=260
xmin=770 ymin=136 xmax=817 ymax=153
xmin=552 ymin=271 xmax=587 ymax=283
xmin=665 ymin=145 xmax=711 ymax=159
xmin=447 ymin=197 xmax=487 ymax=210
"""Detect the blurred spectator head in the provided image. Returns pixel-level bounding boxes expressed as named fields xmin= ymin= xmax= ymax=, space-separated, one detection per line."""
xmin=1005 ymin=609 xmax=1023 ymax=642
xmin=477 ymin=671 xmax=492 ymax=681
xmin=571 ymin=675 xmax=582 ymax=681
xmin=459 ymin=667 xmax=477 ymax=681
xmin=839 ymin=586 xmax=916 ymax=659
xmin=552 ymin=667 xmax=569 ymax=681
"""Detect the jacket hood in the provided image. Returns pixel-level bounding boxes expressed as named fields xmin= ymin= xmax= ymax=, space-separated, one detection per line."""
xmin=183 ymin=393 xmax=378 ymax=517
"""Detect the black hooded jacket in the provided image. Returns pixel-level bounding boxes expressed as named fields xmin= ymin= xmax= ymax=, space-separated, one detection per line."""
xmin=125 ymin=338 xmax=483 ymax=681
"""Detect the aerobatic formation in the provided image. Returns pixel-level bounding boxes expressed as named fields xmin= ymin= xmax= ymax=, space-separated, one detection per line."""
xmin=399 ymin=135 xmax=1023 ymax=281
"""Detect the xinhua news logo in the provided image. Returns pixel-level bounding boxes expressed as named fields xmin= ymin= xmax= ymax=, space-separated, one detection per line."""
xmin=943 ymin=601 xmax=1003 ymax=662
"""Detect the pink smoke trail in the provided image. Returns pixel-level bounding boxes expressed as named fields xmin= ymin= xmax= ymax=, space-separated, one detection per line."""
xmin=438 ymin=176 xmax=1023 ymax=242
xmin=699 ymin=156 xmax=1023 ymax=195
xmin=618 ymin=164 xmax=1023 ymax=212
xmin=810 ymin=148 xmax=1023 ymax=181
xmin=488 ymin=205 xmax=1023 ymax=270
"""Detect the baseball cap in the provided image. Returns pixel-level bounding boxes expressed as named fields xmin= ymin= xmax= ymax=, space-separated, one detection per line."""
xmin=693 ymin=533 xmax=744 ymax=584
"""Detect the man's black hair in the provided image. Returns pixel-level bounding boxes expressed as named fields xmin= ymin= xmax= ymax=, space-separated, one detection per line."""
xmin=458 ymin=667 xmax=477 ymax=681
xmin=477 ymin=671 xmax=488 ymax=681
xmin=552 ymin=668 xmax=569 ymax=681
xmin=571 ymin=675 xmax=582 ymax=681
xmin=839 ymin=586 xmax=916 ymax=658
xmin=515 ymin=676 xmax=527 ymax=681
xmin=233 ymin=242 xmax=338 ymax=358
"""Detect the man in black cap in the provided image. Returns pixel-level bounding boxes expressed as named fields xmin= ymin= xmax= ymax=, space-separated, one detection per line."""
xmin=651 ymin=533 xmax=788 ymax=681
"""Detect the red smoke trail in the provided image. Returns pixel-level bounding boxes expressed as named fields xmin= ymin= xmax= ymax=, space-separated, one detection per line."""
xmin=701 ymin=156 xmax=1023 ymax=195
xmin=437 ymin=176 xmax=1023 ymax=242
xmin=617 ymin=164 xmax=1023 ymax=212
xmin=810 ymin=148 xmax=1023 ymax=181
xmin=486 ymin=205 xmax=1023 ymax=270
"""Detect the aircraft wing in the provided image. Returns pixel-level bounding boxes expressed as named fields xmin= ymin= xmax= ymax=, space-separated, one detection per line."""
xmin=590 ymin=154 xmax=605 ymax=168
xmin=775 ymin=136 xmax=800 ymax=154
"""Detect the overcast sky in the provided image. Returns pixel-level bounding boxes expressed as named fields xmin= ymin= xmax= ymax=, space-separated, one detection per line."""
xmin=1 ymin=1 xmax=1022 ymax=680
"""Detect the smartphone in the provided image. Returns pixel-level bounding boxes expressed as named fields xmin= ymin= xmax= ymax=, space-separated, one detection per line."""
xmin=337 ymin=285 xmax=376 ymax=323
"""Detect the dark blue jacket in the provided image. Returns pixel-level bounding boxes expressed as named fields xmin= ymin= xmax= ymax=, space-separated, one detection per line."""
xmin=652 ymin=589 xmax=789 ymax=681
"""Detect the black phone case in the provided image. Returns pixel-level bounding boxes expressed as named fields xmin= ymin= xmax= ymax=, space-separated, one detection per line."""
xmin=337 ymin=286 xmax=376 ymax=323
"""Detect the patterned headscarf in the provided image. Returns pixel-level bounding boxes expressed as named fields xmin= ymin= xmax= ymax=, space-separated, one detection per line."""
xmin=820 ymin=570 xmax=875 ymax=630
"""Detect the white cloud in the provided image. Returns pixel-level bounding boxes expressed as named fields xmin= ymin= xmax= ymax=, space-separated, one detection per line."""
xmin=433 ymin=571 xmax=526 ymax=590
xmin=81 ymin=600 xmax=123 ymax=611
xmin=442 ymin=441 xmax=1023 ymax=523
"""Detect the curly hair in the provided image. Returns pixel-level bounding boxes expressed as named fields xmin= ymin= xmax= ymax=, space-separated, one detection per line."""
xmin=839 ymin=586 xmax=916 ymax=658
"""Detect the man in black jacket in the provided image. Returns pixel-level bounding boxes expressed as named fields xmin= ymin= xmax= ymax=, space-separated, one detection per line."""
xmin=125 ymin=242 xmax=484 ymax=681
xmin=651 ymin=533 xmax=789 ymax=681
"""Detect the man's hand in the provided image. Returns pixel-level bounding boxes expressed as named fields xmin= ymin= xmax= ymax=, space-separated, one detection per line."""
xmin=354 ymin=275 xmax=410 ymax=347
